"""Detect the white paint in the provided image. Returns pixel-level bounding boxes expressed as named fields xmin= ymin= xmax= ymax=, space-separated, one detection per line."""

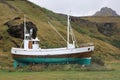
xmin=24 ymin=40 xmax=29 ymax=50
xmin=11 ymin=46 xmax=94 ymax=56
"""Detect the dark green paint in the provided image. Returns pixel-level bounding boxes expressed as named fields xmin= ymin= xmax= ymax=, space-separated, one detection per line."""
xmin=14 ymin=58 xmax=91 ymax=68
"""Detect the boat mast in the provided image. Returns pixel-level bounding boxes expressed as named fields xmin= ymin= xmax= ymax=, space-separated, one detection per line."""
xmin=67 ymin=14 xmax=75 ymax=48
xmin=67 ymin=14 xmax=70 ymax=47
xmin=23 ymin=15 xmax=30 ymax=50
xmin=24 ymin=15 xmax=26 ymax=40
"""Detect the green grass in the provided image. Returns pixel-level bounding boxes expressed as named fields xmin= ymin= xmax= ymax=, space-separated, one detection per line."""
xmin=0 ymin=62 xmax=120 ymax=80
xmin=0 ymin=69 xmax=119 ymax=80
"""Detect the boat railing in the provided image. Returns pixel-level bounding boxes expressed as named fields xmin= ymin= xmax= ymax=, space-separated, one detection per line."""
xmin=79 ymin=43 xmax=94 ymax=47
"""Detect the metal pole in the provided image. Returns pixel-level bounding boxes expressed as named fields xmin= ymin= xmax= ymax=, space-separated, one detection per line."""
xmin=24 ymin=15 xmax=26 ymax=40
xmin=67 ymin=15 xmax=70 ymax=47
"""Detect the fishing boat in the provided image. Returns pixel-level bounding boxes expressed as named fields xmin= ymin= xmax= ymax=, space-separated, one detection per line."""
xmin=11 ymin=15 xmax=94 ymax=68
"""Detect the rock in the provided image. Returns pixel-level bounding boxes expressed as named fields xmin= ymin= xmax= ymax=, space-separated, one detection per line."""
xmin=96 ymin=23 xmax=117 ymax=36
xmin=4 ymin=17 xmax=37 ymax=39
xmin=0 ymin=36 xmax=3 ymax=40
xmin=13 ymin=17 xmax=21 ymax=20
xmin=93 ymin=7 xmax=119 ymax=16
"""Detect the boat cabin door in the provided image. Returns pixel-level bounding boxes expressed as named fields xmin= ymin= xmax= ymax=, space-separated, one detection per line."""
xmin=32 ymin=41 xmax=39 ymax=49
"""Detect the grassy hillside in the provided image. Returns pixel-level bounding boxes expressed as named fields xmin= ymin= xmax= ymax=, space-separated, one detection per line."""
xmin=0 ymin=0 xmax=120 ymax=69
xmin=80 ymin=16 xmax=120 ymax=48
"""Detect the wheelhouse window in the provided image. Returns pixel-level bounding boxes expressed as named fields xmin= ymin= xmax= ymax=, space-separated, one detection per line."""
xmin=33 ymin=41 xmax=39 ymax=44
xmin=25 ymin=36 xmax=30 ymax=40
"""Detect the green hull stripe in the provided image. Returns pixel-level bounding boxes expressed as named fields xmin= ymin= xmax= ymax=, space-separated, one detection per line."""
xmin=14 ymin=58 xmax=91 ymax=65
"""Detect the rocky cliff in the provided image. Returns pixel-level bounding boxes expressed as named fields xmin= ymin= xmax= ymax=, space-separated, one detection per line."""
xmin=94 ymin=7 xmax=119 ymax=16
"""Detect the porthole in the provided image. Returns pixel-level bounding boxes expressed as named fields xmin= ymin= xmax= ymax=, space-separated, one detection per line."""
xmin=88 ymin=48 xmax=90 ymax=50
